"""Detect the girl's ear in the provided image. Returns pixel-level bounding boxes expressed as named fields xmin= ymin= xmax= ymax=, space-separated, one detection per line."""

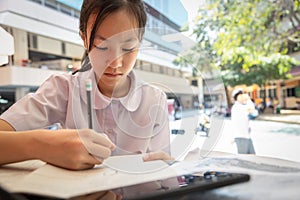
xmin=80 ymin=31 xmax=87 ymax=49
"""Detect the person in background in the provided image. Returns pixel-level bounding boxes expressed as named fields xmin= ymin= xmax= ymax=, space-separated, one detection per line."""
xmin=173 ymin=97 xmax=182 ymax=120
xmin=273 ymin=97 xmax=280 ymax=114
xmin=231 ymin=89 xmax=256 ymax=154
xmin=0 ymin=0 xmax=172 ymax=170
xmin=267 ymin=97 xmax=274 ymax=113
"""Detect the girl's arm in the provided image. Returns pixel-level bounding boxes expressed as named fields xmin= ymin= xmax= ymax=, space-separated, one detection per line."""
xmin=0 ymin=119 xmax=115 ymax=170
xmin=143 ymin=92 xmax=173 ymax=161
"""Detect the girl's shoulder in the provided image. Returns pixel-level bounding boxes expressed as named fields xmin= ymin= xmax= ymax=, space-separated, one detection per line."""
xmin=45 ymin=70 xmax=89 ymax=86
xmin=45 ymin=72 xmax=73 ymax=83
xmin=38 ymin=71 xmax=90 ymax=97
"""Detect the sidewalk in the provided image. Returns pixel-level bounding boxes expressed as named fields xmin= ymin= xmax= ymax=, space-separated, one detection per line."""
xmin=257 ymin=110 xmax=300 ymax=125
xmin=177 ymin=109 xmax=300 ymax=125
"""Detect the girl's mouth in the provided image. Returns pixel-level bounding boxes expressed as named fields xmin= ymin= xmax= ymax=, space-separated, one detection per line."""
xmin=104 ymin=72 xmax=122 ymax=77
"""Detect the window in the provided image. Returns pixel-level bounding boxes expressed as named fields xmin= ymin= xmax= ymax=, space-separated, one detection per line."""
xmin=29 ymin=0 xmax=42 ymax=4
xmin=140 ymin=62 xmax=152 ymax=72
xmin=152 ymin=64 xmax=160 ymax=73
xmin=32 ymin=34 xmax=38 ymax=49
xmin=27 ymin=33 xmax=31 ymax=48
xmin=287 ymin=88 xmax=296 ymax=97
xmin=61 ymin=42 xmax=66 ymax=55
xmin=296 ymin=87 xmax=300 ymax=97
xmin=191 ymin=80 xmax=198 ymax=87
xmin=259 ymin=89 xmax=265 ymax=98
xmin=268 ymin=88 xmax=276 ymax=98
xmin=45 ymin=0 xmax=57 ymax=10
xmin=60 ymin=5 xmax=72 ymax=16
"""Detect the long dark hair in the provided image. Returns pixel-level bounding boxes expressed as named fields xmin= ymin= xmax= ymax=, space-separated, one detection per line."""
xmin=73 ymin=0 xmax=147 ymax=74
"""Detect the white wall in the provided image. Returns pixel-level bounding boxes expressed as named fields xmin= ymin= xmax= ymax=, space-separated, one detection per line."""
xmin=38 ymin=36 xmax=62 ymax=55
xmin=12 ymin=29 xmax=28 ymax=66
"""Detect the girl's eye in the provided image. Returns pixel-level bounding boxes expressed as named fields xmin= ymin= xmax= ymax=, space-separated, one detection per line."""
xmin=122 ymin=47 xmax=136 ymax=52
xmin=94 ymin=45 xmax=108 ymax=51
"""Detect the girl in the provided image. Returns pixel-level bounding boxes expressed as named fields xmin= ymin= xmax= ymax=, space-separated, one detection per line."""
xmin=0 ymin=0 xmax=171 ymax=170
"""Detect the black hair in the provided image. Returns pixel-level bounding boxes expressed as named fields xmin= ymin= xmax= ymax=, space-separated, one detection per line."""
xmin=234 ymin=91 xmax=243 ymax=101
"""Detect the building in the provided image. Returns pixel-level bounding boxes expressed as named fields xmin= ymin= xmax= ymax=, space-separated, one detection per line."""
xmin=229 ymin=66 xmax=300 ymax=111
xmin=0 ymin=0 xmax=200 ymax=114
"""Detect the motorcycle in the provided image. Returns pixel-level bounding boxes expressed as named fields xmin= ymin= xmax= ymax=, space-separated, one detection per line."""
xmin=195 ymin=113 xmax=210 ymax=137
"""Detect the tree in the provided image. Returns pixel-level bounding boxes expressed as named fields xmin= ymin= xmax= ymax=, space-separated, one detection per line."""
xmin=175 ymin=0 xmax=300 ymax=106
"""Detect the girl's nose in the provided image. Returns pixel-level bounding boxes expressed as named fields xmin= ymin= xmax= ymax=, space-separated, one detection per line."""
xmin=106 ymin=49 xmax=122 ymax=68
xmin=108 ymin=57 xmax=122 ymax=69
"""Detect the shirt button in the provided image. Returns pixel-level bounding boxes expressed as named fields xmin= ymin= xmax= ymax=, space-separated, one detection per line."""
xmin=107 ymin=129 xmax=113 ymax=134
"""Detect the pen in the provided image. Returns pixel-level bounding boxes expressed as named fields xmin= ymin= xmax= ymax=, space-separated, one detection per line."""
xmin=85 ymin=79 xmax=93 ymax=129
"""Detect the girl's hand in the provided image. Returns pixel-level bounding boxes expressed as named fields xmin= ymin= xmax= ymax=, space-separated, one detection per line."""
xmin=142 ymin=151 xmax=174 ymax=162
xmin=33 ymin=129 xmax=115 ymax=170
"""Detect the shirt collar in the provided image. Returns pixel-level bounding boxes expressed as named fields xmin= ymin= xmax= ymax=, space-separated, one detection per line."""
xmin=79 ymin=69 xmax=142 ymax=111
xmin=119 ymin=70 xmax=143 ymax=112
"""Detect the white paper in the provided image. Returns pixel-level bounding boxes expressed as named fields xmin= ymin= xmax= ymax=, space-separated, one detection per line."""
xmin=11 ymin=155 xmax=177 ymax=198
xmin=0 ymin=160 xmax=45 ymax=191
xmin=102 ymin=154 xmax=170 ymax=173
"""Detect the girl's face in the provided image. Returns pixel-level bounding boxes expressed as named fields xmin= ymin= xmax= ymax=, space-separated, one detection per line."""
xmin=237 ymin=93 xmax=249 ymax=104
xmin=83 ymin=10 xmax=140 ymax=94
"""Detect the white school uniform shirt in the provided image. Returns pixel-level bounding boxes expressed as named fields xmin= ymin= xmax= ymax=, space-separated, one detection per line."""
xmin=0 ymin=69 xmax=170 ymax=155
xmin=231 ymin=101 xmax=250 ymax=139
